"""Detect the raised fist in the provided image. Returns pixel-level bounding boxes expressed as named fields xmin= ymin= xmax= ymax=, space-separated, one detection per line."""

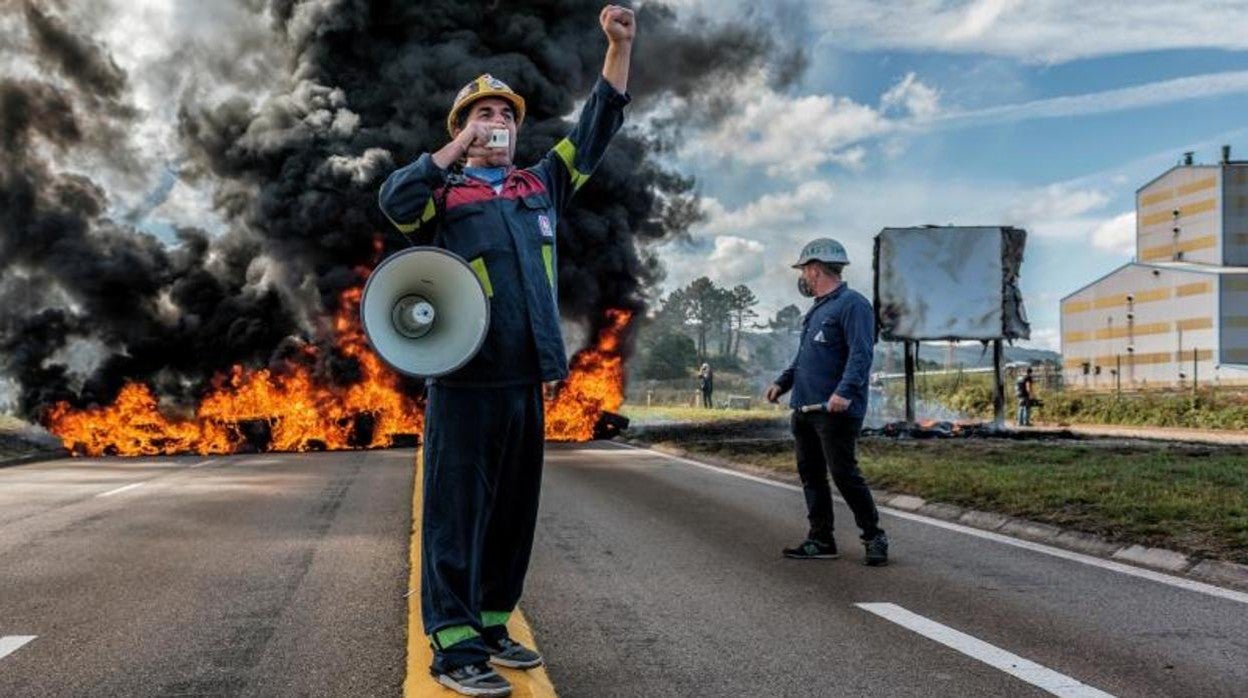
xmin=600 ymin=5 xmax=635 ymax=44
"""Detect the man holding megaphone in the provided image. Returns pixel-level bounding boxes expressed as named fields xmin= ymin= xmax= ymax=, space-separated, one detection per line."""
xmin=378 ymin=5 xmax=635 ymax=696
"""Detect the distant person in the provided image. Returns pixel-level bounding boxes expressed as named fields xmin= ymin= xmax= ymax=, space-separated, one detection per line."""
xmin=765 ymin=238 xmax=888 ymax=566
xmin=1016 ymin=367 xmax=1035 ymax=426
xmin=699 ymin=362 xmax=714 ymax=408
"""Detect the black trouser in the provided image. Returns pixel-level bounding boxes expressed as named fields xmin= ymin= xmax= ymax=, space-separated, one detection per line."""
xmin=701 ymin=388 xmax=712 ymax=408
xmin=791 ymin=410 xmax=882 ymax=542
xmin=421 ymin=382 xmax=545 ymax=671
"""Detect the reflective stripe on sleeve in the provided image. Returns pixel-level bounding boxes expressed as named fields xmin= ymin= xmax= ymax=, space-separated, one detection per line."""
xmin=552 ymin=138 xmax=591 ymax=191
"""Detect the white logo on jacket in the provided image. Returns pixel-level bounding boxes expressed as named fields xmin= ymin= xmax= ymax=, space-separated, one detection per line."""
xmin=538 ymin=214 xmax=554 ymax=238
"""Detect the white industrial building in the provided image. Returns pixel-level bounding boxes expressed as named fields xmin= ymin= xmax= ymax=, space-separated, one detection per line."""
xmin=1061 ymin=147 xmax=1248 ymax=389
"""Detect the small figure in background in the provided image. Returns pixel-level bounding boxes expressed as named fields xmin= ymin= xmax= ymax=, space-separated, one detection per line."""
xmin=699 ymin=362 xmax=714 ymax=408
xmin=1015 ymin=367 xmax=1035 ymax=426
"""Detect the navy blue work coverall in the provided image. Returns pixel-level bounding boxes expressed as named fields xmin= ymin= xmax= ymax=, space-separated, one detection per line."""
xmin=774 ymin=283 xmax=884 ymax=543
xmin=378 ymin=77 xmax=630 ymax=670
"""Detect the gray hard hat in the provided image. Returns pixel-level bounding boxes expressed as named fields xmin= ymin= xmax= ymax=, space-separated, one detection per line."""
xmin=791 ymin=238 xmax=850 ymax=268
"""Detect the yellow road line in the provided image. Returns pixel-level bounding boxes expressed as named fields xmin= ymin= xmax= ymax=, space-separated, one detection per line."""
xmin=406 ymin=449 xmax=558 ymax=697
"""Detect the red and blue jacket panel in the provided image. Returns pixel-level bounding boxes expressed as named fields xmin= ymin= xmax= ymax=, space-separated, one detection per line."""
xmin=378 ymin=78 xmax=630 ymax=386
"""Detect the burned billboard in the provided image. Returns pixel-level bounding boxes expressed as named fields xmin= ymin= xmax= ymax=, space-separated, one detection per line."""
xmin=874 ymin=226 xmax=1030 ymax=342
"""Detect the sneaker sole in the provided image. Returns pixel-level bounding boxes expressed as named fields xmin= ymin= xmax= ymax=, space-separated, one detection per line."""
xmin=489 ymin=655 xmax=544 ymax=669
xmin=435 ymin=675 xmax=512 ymax=697
xmin=864 ymin=558 xmax=889 ymax=566
xmin=783 ymin=552 xmax=840 ymax=559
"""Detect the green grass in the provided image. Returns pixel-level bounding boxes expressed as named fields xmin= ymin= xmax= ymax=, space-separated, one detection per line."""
xmin=619 ymin=403 xmax=788 ymax=425
xmin=649 ymin=434 xmax=1248 ymax=564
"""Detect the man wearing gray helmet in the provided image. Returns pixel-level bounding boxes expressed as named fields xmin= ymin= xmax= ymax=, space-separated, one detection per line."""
xmin=765 ymin=239 xmax=889 ymax=566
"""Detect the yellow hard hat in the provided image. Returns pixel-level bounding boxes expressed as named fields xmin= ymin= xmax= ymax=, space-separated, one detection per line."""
xmin=446 ymin=74 xmax=527 ymax=136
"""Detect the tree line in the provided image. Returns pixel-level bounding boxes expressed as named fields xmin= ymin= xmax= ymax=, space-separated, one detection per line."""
xmin=639 ymin=276 xmax=806 ymax=380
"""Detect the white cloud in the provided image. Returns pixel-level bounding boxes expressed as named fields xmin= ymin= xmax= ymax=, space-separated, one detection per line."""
xmin=701 ymin=181 xmax=835 ymax=233
xmin=707 ymin=236 xmax=767 ymax=286
xmin=809 ymin=1 xmax=1248 ymax=64
xmin=1090 ymin=212 xmax=1136 ymax=256
xmin=939 ymin=70 xmax=1248 ymax=129
xmin=1007 ymin=184 xmax=1108 ymax=227
xmin=881 ymin=72 xmax=942 ymax=121
xmin=690 ymin=73 xmax=897 ymax=178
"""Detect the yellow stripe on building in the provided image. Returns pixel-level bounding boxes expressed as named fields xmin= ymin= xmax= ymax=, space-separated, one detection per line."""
xmin=1224 ymin=278 xmax=1248 ymax=292
xmin=1063 ymin=331 xmax=1092 ymax=344
xmin=1140 ymin=188 xmax=1173 ymax=207
xmin=1176 ymin=281 xmax=1212 ymax=297
xmin=1177 ymin=176 xmax=1218 ymax=196
xmin=1140 ymin=234 xmax=1217 ymax=261
xmin=1140 ymin=197 xmax=1217 ymax=226
xmin=1176 ymin=317 xmax=1213 ymax=331
xmin=1224 ymin=316 xmax=1248 ymax=328
xmin=1174 ymin=349 xmax=1214 ymax=361
xmin=1063 ymin=300 xmax=1092 ymax=314
xmin=1092 ymin=321 xmax=1170 ymax=340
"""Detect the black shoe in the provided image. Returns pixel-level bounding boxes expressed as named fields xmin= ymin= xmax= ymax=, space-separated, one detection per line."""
xmin=486 ymin=636 xmax=544 ymax=669
xmin=863 ymin=532 xmax=889 ymax=566
xmin=782 ymin=538 xmax=839 ymax=559
xmin=432 ymin=662 xmax=512 ymax=696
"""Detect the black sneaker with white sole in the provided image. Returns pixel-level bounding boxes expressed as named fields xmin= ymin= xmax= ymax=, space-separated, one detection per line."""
xmin=432 ymin=662 xmax=512 ymax=696
xmin=486 ymin=636 xmax=544 ymax=669
xmin=863 ymin=531 xmax=889 ymax=566
xmin=782 ymin=538 xmax=839 ymax=559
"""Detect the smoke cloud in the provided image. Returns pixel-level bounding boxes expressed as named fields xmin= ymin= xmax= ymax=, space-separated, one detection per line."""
xmin=0 ymin=0 xmax=802 ymax=419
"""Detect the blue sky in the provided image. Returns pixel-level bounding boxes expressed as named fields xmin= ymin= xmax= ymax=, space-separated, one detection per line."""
xmin=652 ymin=0 xmax=1248 ymax=351
xmin=60 ymin=0 xmax=1248 ymax=355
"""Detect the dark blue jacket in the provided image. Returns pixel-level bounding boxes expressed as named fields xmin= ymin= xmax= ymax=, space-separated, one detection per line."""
xmin=378 ymin=78 xmax=630 ymax=386
xmin=774 ymin=283 xmax=875 ymax=418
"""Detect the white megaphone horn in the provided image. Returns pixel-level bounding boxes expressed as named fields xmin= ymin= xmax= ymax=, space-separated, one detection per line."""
xmin=360 ymin=247 xmax=490 ymax=377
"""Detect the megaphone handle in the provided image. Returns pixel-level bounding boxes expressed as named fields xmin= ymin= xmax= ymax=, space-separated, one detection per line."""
xmin=799 ymin=403 xmax=828 ymax=413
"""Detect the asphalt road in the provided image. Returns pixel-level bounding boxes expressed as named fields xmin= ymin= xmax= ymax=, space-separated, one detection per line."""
xmin=3 ymin=444 xmax=1247 ymax=697
xmin=523 ymin=442 xmax=1248 ymax=697
xmin=0 ymin=450 xmax=413 ymax=697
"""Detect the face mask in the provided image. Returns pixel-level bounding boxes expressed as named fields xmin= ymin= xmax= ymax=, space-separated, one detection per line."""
xmin=797 ymin=276 xmax=814 ymax=298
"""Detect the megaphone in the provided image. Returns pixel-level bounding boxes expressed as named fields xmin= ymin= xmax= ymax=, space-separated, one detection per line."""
xmin=360 ymin=247 xmax=490 ymax=377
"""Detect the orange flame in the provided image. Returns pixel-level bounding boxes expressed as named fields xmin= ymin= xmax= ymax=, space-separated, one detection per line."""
xmin=44 ymin=290 xmax=631 ymax=456
xmin=544 ymin=309 xmax=631 ymax=441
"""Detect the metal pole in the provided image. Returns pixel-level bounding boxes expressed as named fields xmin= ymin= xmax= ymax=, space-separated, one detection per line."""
xmin=1193 ymin=348 xmax=1198 ymax=398
xmin=992 ymin=339 xmax=1004 ymax=429
xmin=904 ymin=341 xmax=916 ymax=425
xmin=1116 ymin=354 xmax=1121 ymax=397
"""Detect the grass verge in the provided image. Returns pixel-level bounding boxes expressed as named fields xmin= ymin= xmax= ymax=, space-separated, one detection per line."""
xmin=639 ymin=429 xmax=1248 ymax=565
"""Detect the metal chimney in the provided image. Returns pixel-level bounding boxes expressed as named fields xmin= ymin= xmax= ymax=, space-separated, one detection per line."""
xmin=1183 ymin=151 xmax=1194 ymax=165
xmin=1222 ymin=145 xmax=1231 ymax=163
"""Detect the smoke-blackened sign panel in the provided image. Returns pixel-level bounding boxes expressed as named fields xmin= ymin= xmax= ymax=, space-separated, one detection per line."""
xmin=874 ymin=226 xmax=1030 ymax=342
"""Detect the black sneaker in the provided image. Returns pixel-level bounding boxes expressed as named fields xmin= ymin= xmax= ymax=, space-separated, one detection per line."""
xmin=782 ymin=538 xmax=839 ymax=559
xmin=486 ymin=636 xmax=544 ymax=669
xmin=432 ymin=662 xmax=512 ymax=696
xmin=863 ymin=532 xmax=889 ymax=566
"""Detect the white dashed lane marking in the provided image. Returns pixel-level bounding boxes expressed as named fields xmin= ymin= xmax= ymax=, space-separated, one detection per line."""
xmin=0 ymin=636 xmax=36 ymax=662
xmin=96 ymin=482 xmax=146 ymax=498
xmin=856 ymin=603 xmax=1114 ymax=698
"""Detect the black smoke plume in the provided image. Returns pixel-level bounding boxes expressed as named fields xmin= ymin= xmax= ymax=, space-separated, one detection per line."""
xmin=0 ymin=0 xmax=800 ymax=419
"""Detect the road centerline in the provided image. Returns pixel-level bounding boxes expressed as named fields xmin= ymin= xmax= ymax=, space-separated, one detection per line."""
xmin=856 ymin=603 xmax=1114 ymax=697
xmin=0 ymin=636 xmax=36 ymax=661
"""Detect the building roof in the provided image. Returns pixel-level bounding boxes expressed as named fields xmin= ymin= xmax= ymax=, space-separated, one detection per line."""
xmin=1059 ymin=261 xmax=1248 ymax=304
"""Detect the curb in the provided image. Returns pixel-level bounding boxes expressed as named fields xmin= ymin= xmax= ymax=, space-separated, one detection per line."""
xmin=627 ymin=438 xmax=1248 ymax=594
xmin=0 ymin=448 xmax=71 ymax=469
xmin=870 ymin=490 xmax=1248 ymax=591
